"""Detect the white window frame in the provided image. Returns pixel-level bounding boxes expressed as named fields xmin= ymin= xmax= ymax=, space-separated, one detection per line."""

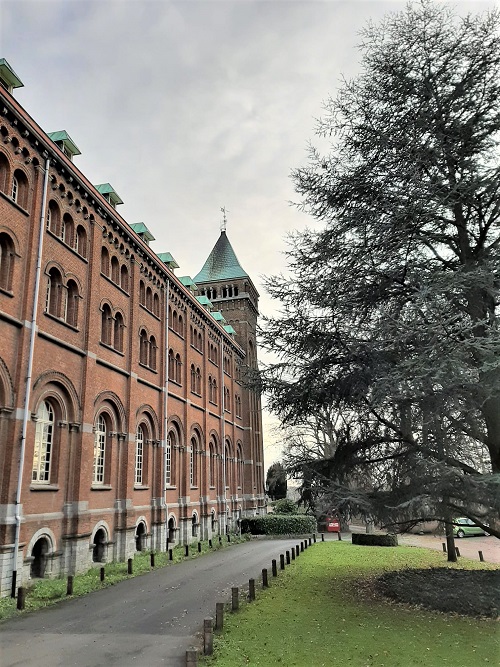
xmin=93 ymin=415 xmax=106 ymax=484
xmin=32 ymin=401 xmax=54 ymax=483
xmin=135 ymin=426 xmax=144 ymax=485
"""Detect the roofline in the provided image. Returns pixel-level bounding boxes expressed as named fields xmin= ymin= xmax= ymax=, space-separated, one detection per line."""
xmin=0 ymin=88 xmax=245 ymax=355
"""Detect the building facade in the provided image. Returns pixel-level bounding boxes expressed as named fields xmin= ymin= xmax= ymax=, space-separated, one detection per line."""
xmin=0 ymin=60 xmax=265 ymax=597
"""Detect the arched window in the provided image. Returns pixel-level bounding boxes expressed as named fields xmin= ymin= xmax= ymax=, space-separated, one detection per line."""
xmin=120 ymin=265 xmax=129 ymax=292
xmin=12 ymin=169 xmax=28 ymax=208
xmin=93 ymin=415 xmax=107 ymax=484
xmin=135 ymin=522 xmax=146 ymax=551
xmin=225 ymin=441 xmax=231 ymax=490
xmin=114 ymin=312 xmax=124 ymax=352
xmin=175 ymin=353 xmax=182 ymax=384
xmin=209 ymin=439 xmax=216 ymax=488
xmin=101 ymin=247 xmax=110 ymax=276
xmin=46 ymin=200 xmax=60 ymax=235
xmin=212 ymin=378 xmax=217 ymax=405
xmin=172 ymin=310 xmax=178 ymax=331
xmin=196 ymin=367 xmax=201 ymax=395
xmin=101 ymin=304 xmax=112 ymax=345
xmin=190 ymin=326 xmax=195 ymax=347
xmin=190 ymin=437 xmax=196 ymax=487
xmin=111 ymin=256 xmax=120 ymax=284
xmin=0 ymin=151 xmax=9 ymax=194
xmin=198 ymin=332 xmax=202 ymax=350
xmin=237 ymin=445 xmax=243 ymax=489
xmin=31 ymin=537 xmax=49 ymax=578
xmin=145 ymin=286 xmax=152 ymax=311
xmin=192 ymin=513 xmax=198 ymax=537
xmin=153 ymin=293 xmax=160 ymax=317
xmin=139 ymin=280 xmax=145 ymax=305
xmin=167 ymin=423 xmax=181 ymax=487
xmin=224 ymin=386 xmax=230 ymax=412
xmin=149 ymin=335 xmax=157 ymax=370
xmin=190 ymin=364 xmax=196 ymax=393
xmin=178 ymin=314 xmax=183 ymax=336
xmin=168 ymin=348 xmax=175 ymax=381
xmin=139 ymin=329 xmax=148 ymax=365
xmin=76 ymin=225 xmax=87 ymax=258
xmin=32 ymin=401 xmax=54 ymax=483
xmin=93 ymin=528 xmax=106 ymax=562
xmin=0 ymin=232 xmax=15 ymax=291
xmin=46 ymin=267 xmax=63 ymax=317
xmin=61 ymin=213 xmax=74 ymax=247
xmin=135 ymin=425 xmax=145 ymax=485
xmin=65 ymin=279 xmax=79 ymax=327
xmin=166 ymin=432 xmax=172 ymax=486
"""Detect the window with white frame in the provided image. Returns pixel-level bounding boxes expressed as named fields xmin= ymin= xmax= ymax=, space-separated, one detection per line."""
xmin=32 ymin=401 xmax=54 ymax=483
xmin=165 ymin=433 xmax=172 ymax=486
xmin=135 ymin=426 xmax=144 ymax=485
xmin=93 ymin=415 xmax=106 ymax=484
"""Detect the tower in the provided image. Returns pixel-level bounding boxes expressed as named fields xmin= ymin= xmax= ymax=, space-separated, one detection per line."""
xmin=194 ymin=229 xmax=266 ymax=514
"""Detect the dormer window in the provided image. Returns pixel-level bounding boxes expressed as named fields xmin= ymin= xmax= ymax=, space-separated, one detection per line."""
xmin=0 ymin=58 xmax=23 ymax=94
xmin=47 ymin=131 xmax=81 ymax=163
xmin=130 ymin=222 xmax=155 ymax=246
xmin=95 ymin=183 xmax=123 ymax=209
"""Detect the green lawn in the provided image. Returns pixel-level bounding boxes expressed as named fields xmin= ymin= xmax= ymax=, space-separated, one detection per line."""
xmin=0 ymin=535 xmax=248 ymax=622
xmin=203 ymin=542 xmax=498 ymax=667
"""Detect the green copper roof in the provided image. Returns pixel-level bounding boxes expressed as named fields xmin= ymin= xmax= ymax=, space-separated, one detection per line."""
xmin=157 ymin=252 xmax=179 ymax=269
xmin=223 ymin=325 xmax=236 ymax=335
xmin=194 ymin=231 xmax=248 ymax=282
xmin=95 ymin=183 xmax=124 ymax=207
xmin=130 ymin=222 xmax=155 ymax=242
xmin=47 ymin=130 xmax=81 ymax=157
xmin=179 ymin=276 xmax=198 ymax=292
xmin=196 ymin=295 xmax=213 ymax=309
xmin=212 ymin=311 xmax=226 ymax=323
xmin=0 ymin=58 xmax=23 ymax=89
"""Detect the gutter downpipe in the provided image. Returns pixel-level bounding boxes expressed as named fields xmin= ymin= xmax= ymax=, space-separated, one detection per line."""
xmin=163 ymin=279 xmax=170 ymax=550
xmin=220 ymin=335 xmax=227 ymax=534
xmin=11 ymin=157 xmax=50 ymax=597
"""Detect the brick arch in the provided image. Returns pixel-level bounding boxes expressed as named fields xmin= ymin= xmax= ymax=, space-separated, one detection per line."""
xmin=94 ymin=391 xmax=126 ymax=433
xmin=0 ymin=225 xmax=21 ymax=257
xmin=32 ymin=370 xmax=81 ymax=423
xmin=0 ymin=356 xmax=14 ymax=408
xmin=136 ymin=404 xmax=160 ymax=440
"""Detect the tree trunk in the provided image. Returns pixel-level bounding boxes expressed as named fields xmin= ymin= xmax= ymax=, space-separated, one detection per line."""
xmin=445 ymin=522 xmax=457 ymax=563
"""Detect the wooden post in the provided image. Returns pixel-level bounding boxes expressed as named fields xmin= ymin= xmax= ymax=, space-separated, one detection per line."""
xmin=291 ymin=547 xmax=295 ymax=560
xmin=262 ymin=568 xmax=268 ymax=588
xmin=185 ymin=544 xmax=189 ymax=557
xmin=17 ymin=586 xmax=26 ymax=610
xmin=198 ymin=541 xmax=202 ymax=553
xmin=442 ymin=542 xmax=447 ymax=553
xmin=286 ymin=550 xmax=290 ymax=565
xmin=280 ymin=554 xmax=285 ymax=570
xmin=479 ymin=550 xmax=484 ymax=562
xmin=308 ymin=537 xmax=312 ymax=546
xmin=186 ymin=648 xmax=198 ymax=666
xmin=150 ymin=552 xmax=155 ymax=567
xmin=337 ymin=531 xmax=342 ymax=541
xmin=219 ymin=536 xmax=222 ymax=544
xmin=313 ymin=534 xmax=317 ymax=543
xmin=100 ymin=567 xmax=105 ymax=582
xmin=169 ymin=548 xmax=173 ymax=561
xmin=272 ymin=559 xmax=277 ymax=577
xmin=231 ymin=586 xmax=239 ymax=612
xmin=300 ymin=542 xmax=304 ymax=553
xmin=227 ymin=534 xmax=231 ymax=543
xmin=296 ymin=544 xmax=300 ymax=556
xmin=304 ymin=540 xmax=307 ymax=549
xmin=66 ymin=575 xmax=74 ymax=596
xmin=456 ymin=547 xmax=460 ymax=557
xmin=128 ymin=558 xmax=133 ymax=575
xmin=321 ymin=533 xmax=325 ymax=542
xmin=249 ymin=578 xmax=255 ymax=601
xmin=209 ymin=539 xmax=213 ymax=548
xmin=216 ymin=602 xmax=224 ymax=630
xmin=203 ymin=617 xmax=213 ymax=655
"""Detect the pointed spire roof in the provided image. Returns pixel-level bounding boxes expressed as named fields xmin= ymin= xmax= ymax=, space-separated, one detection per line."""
xmin=194 ymin=231 xmax=248 ymax=282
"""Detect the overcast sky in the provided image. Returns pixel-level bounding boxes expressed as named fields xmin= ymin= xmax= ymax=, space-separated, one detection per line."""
xmin=1 ymin=0 xmax=494 ymax=469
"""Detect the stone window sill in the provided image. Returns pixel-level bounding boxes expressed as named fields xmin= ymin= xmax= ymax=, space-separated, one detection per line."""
xmin=30 ymin=484 xmax=59 ymax=491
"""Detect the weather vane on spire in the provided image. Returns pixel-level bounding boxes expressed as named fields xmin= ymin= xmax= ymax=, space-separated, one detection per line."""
xmin=220 ymin=206 xmax=228 ymax=232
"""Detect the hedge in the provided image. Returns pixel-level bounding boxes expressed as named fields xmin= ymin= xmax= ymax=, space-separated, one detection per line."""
xmin=351 ymin=533 xmax=398 ymax=547
xmin=241 ymin=514 xmax=317 ymax=535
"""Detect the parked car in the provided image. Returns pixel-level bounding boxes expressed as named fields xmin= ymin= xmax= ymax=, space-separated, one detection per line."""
xmin=453 ymin=518 xmax=489 ymax=538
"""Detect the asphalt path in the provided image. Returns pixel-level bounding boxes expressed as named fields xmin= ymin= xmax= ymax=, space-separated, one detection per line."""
xmin=0 ymin=538 xmax=301 ymax=667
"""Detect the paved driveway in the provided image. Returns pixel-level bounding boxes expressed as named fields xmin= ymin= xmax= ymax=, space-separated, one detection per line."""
xmin=0 ymin=538 xmax=301 ymax=667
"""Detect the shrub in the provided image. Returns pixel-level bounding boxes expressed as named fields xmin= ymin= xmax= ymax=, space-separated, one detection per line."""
xmin=241 ymin=514 xmax=317 ymax=535
xmin=351 ymin=533 xmax=398 ymax=547
xmin=272 ymin=498 xmax=298 ymax=514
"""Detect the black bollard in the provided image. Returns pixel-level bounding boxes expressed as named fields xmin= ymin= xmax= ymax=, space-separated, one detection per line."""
xmin=100 ymin=567 xmax=105 ymax=582
xmin=128 ymin=558 xmax=133 ymax=574
xmin=66 ymin=575 xmax=74 ymax=596
xmin=249 ymin=578 xmax=255 ymax=601
xmin=280 ymin=554 xmax=285 ymax=570
xmin=262 ymin=568 xmax=269 ymax=588
xmin=272 ymin=559 xmax=277 ymax=577
xmin=150 ymin=552 xmax=155 ymax=567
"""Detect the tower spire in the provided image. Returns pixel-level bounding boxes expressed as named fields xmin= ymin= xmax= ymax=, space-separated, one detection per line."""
xmin=220 ymin=206 xmax=228 ymax=233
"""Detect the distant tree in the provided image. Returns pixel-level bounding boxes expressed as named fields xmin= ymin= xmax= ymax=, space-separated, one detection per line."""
xmin=266 ymin=462 xmax=287 ymax=500
xmin=273 ymin=498 xmax=298 ymax=515
xmin=260 ymin=0 xmax=500 ymax=545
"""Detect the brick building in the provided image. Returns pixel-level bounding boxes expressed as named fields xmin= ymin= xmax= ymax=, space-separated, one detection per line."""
xmin=0 ymin=60 xmax=265 ymax=597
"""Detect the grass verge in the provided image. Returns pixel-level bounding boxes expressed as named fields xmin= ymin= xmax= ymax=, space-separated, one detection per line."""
xmin=202 ymin=542 xmax=499 ymax=667
xmin=0 ymin=534 xmax=249 ymax=622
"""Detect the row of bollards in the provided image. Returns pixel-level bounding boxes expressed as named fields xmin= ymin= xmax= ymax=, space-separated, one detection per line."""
xmin=186 ymin=535 xmax=318 ymax=665
xmin=15 ymin=537 xmax=233 ymax=612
